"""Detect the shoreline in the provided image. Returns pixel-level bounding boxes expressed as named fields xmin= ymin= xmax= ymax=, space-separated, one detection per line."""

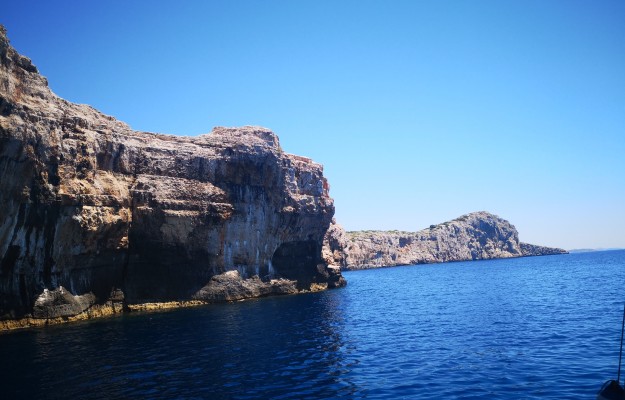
xmin=0 ymin=300 xmax=206 ymax=333
xmin=0 ymin=282 xmax=334 ymax=333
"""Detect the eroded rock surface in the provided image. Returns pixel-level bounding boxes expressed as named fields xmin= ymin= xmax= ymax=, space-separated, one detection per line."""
xmin=32 ymin=286 xmax=96 ymax=319
xmin=0 ymin=26 xmax=344 ymax=326
xmin=327 ymin=211 xmax=567 ymax=270
xmin=192 ymin=270 xmax=298 ymax=302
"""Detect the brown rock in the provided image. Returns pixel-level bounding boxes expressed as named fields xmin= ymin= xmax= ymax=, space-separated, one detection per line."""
xmin=0 ymin=26 xmax=345 ymax=325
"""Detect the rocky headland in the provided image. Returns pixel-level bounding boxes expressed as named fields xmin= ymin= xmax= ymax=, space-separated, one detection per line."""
xmin=324 ymin=211 xmax=567 ymax=270
xmin=0 ymin=26 xmax=345 ymax=330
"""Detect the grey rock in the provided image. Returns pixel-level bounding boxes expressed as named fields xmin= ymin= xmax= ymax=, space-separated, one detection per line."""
xmin=192 ymin=270 xmax=298 ymax=302
xmin=322 ymin=218 xmax=349 ymax=269
xmin=326 ymin=211 xmax=567 ymax=270
xmin=520 ymin=242 xmax=568 ymax=256
xmin=32 ymin=286 xmax=96 ymax=319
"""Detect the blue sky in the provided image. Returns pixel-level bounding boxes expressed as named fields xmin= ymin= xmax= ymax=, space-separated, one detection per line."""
xmin=3 ymin=1 xmax=624 ymax=249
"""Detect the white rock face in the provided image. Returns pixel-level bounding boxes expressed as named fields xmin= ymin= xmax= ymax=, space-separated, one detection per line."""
xmin=324 ymin=212 xmax=566 ymax=270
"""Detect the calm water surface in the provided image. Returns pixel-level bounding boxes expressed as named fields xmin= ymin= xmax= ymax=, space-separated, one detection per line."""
xmin=1 ymin=250 xmax=624 ymax=399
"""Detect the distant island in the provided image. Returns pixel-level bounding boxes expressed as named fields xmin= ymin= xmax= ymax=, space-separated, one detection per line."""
xmin=568 ymin=248 xmax=624 ymax=253
xmin=322 ymin=211 xmax=567 ymax=270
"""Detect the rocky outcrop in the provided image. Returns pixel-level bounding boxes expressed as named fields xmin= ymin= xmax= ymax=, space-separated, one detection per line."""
xmin=0 ymin=26 xmax=344 ymax=327
xmin=192 ymin=270 xmax=299 ymax=302
xmin=322 ymin=218 xmax=349 ymax=269
xmin=327 ymin=211 xmax=567 ymax=270
xmin=32 ymin=286 xmax=96 ymax=319
xmin=520 ymin=242 xmax=567 ymax=257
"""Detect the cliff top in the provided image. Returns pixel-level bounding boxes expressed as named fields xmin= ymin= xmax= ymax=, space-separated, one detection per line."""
xmin=347 ymin=211 xmax=506 ymax=236
xmin=345 ymin=211 xmax=567 ymax=259
xmin=0 ymin=25 xmax=283 ymax=152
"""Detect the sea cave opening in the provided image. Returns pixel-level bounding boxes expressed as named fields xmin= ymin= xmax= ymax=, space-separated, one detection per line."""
xmin=270 ymin=240 xmax=321 ymax=289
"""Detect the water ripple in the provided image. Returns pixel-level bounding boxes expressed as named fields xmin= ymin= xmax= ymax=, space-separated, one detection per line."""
xmin=1 ymin=250 xmax=624 ymax=399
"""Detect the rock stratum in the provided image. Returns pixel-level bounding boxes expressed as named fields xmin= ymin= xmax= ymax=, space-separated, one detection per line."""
xmin=0 ymin=27 xmax=345 ymax=329
xmin=325 ymin=212 xmax=567 ymax=270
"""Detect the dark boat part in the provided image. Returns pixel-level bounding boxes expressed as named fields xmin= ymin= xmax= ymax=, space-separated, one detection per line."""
xmin=597 ymin=380 xmax=624 ymax=400
xmin=597 ymin=304 xmax=625 ymax=400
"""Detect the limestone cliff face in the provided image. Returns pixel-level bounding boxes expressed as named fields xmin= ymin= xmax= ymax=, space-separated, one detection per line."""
xmin=0 ymin=26 xmax=344 ymax=324
xmin=328 ymin=212 xmax=566 ymax=270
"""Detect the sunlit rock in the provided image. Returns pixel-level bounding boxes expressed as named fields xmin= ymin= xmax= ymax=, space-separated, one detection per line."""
xmin=325 ymin=211 xmax=567 ymax=270
xmin=0 ymin=25 xmax=344 ymax=326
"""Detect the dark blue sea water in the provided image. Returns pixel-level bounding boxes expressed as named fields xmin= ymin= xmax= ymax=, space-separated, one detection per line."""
xmin=1 ymin=250 xmax=624 ymax=399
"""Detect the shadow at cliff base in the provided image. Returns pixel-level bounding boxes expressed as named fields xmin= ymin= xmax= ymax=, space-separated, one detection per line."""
xmin=123 ymin=241 xmax=215 ymax=302
xmin=271 ymin=240 xmax=324 ymax=289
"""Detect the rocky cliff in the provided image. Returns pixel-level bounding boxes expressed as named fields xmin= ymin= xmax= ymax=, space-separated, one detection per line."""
xmin=328 ymin=211 xmax=566 ymax=270
xmin=0 ymin=26 xmax=345 ymax=328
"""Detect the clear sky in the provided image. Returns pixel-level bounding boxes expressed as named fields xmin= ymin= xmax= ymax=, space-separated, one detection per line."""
xmin=3 ymin=1 xmax=624 ymax=250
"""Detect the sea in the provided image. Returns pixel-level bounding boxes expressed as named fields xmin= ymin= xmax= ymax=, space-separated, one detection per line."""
xmin=1 ymin=250 xmax=624 ymax=399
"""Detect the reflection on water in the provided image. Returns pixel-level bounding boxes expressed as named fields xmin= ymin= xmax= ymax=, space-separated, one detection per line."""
xmin=2 ymin=290 xmax=355 ymax=399
xmin=1 ymin=250 xmax=624 ymax=399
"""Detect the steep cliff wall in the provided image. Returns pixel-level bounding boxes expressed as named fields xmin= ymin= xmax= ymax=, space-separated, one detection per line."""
xmin=0 ymin=26 xmax=344 ymax=326
xmin=328 ymin=212 xmax=566 ymax=270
